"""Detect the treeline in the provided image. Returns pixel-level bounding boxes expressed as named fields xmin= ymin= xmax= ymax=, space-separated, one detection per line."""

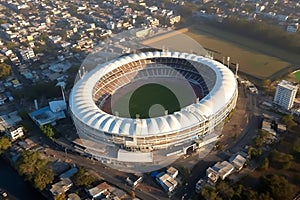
xmin=199 ymin=174 xmax=294 ymax=200
xmin=213 ymin=17 xmax=300 ymax=54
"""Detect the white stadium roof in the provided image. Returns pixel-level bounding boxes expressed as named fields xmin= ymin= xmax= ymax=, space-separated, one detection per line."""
xmin=70 ymin=51 xmax=237 ymax=137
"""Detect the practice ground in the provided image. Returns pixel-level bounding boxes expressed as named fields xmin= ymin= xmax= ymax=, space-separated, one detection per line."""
xmin=186 ymin=26 xmax=290 ymax=80
xmin=143 ymin=26 xmax=299 ymax=82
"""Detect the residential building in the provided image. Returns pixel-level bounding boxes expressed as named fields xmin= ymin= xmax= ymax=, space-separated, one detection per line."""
xmin=206 ymin=161 xmax=234 ymax=180
xmin=19 ymin=48 xmax=35 ymax=62
xmin=156 ymin=172 xmax=178 ymax=192
xmin=273 ymin=80 xmax=298 ymax=110
xmin=125 ymin=175 xmax=143 ymax=187
xmin=166 ymin=166 xmax=178 ymax=179
xmin=229 ymin=154 xmax=247 ymax=171
xmin=87 ymin=182 xmax=112 ymax=199
xmin=6 ymin=127 xmax=24 ymax=141
xmin=50 ymin=178 xmax=73 ymax=196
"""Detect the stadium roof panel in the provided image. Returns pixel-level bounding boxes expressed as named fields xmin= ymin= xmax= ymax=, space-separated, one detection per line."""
xmin=70 ymin=51 xmax=237 ymax=137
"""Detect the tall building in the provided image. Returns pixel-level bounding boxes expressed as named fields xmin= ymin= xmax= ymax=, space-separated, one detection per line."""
xmin=273 ymin=80 xmax=298 ymax=110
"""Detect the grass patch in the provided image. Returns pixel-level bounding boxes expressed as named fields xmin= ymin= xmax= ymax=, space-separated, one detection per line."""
xmin=294 ymin=71 xmax=300 ymax=83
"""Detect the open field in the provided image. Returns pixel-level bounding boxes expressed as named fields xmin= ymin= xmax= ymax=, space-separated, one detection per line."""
xmin=143 ymin=25 xmax=299 ymax=82
xmin=186 ymin=26 xmax=292 ymax=80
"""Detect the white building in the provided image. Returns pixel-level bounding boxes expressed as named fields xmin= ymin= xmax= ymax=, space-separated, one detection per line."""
xmin=206 ymin=161 xmax=234 ymax=180
xmin=156 ymin=172 xmax=178 ymax=192
xmin=6 ymin=127 xmax=24 ymax=141
xmin=229 ymin=154 xmax=246 ymax=171
xmin=19 ymin=48 xmax=35 ymax=61
xmin=273 ymin=80 xmax=298 ymax=110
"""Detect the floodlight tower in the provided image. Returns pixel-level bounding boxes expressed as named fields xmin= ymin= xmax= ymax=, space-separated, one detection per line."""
xmin=227 ymin=56 xmax=230 ymax=68
xmin=56 ymin=82 xmax=66 ymax=103
xmin=235 ymin=63 xmax=239 ymax=78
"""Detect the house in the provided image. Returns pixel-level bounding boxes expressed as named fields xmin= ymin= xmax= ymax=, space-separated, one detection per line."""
xmin=28 ymin=101 xmax=66 ymax=127
xmin=6 ymin=127 xmax=24 ymax=141
xmin=262 ymin=120 xmax=276 ymax=136
xmin=50 ymin=178 xmax=73 ymax=196
xmin=59 ymin=167 xmax=78 ymax=180
xmin=166 ymin=166 xmax=178 ymax=179
xmin=206 ymin=167 xmax=219 ymax=184
xmin=87 ymin=182 xmax=113 ymax=199
xmin=126 ymin=175 xmax=143 ymax=187
xmin=169 ymin=15 xmax=181 ymax=25
xmin=277 ymin=123 xmax=287 ymax=133
xmin=0 ymin=111 xmax=22 ymax=133
xmin=207 ymin=161 xmax=234 ymax=180
xmin=229 ymin=154 xmax=246 ymax=171
xmin=156 ymin=172 xmax=178 ymax=192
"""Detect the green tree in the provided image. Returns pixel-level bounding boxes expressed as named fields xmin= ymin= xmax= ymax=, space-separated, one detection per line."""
xmin=0 ymin=63 xmax=11 ymax=79
xmin=216 ymin=181 xmax=235 ymax=199
xmin=199 ymin=186 xmax=221 ymax=200
xmin=5 ymin=41 xmax=17 ymax=49
xmin=258 ymin=157 xmax=269 ymax=170
xmin=72 ymin=167 xmax=96 ymax=187
xmin=0 ymin=136 xmax=12 ymax=154
xmin=40 ymin=124 xmax=55 ymax=139
xmin=261 ymin=174 xmax=293 ymax=200
xmin=248 ymin=146 xmax=262 ymax=158
xmin=17 ymin=150 xmax=54 ymax=190
xmin=253 ymin=136 xmax=264 ymax=147
xmin=33 ymin=169 xmax=54 ymax=190
xmin=280 ymin=114 xmax=297 ymax=128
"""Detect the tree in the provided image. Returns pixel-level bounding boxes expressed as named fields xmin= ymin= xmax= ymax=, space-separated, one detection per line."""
xmin=17 ymin=150 xmax=54 ymax=190
xmin=40 ymin=124 xmax=55 ymax=139
xmin=216 ymin=181 xmax=235 ymax=199
xmin=5 ymin=41 xmax=17 ymax=49
xmin=248 ymin=146 xmax=262 ymax=158
xmin=0 ymin=136 xmax=12 ymax=154
xmin=72 ymin=167 xmax=96 ymax=187
xmin=199 ymin=186 xmax=221 ymax=200
xmin=258 ymin=157 xmax=269 ymax=170
xmin=280 ymin=114 xmax=297 ymax=128
xmin=54 ymin=193 xmax=66 ymax=200
xmin=33 ymin=169 xmax=54 ymax=190
xmin=261 ymin=174 xmax=294 ymax=200
xmin=0 ymin=63 xmax=11 ymax=79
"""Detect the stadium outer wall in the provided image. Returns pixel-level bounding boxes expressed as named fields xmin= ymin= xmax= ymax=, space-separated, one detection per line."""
xmin=69 ymin=51 xmax=238 ymax=172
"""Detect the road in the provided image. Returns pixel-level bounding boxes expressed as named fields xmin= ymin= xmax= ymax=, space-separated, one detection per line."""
xmin=172 ymin=88 xmax=262 ymax=200
xmin=44 ymin=147 xmax=161 ymax=200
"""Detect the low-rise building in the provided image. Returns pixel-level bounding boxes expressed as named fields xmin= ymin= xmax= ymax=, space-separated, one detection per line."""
xmin=59 ymin=167 xmax=78 ymax=180
xmin=87 ymin=182 xmax=112 ymax=199
xmin=207 ymin=161 xmax=234 ymax=180
xmin=156 ymin=172 xmax=178 ymax=192
xmin=229 ymin=154 xmax=246 ymax=171
xmin=166 ymin=166 xmax=178 ymax=179
xmin=50 ymin=178 xmax=73 ymax=196
xmin=126 ymin=175 xmax=143 ymax=187
xmin=0 ymin=112 xmax=23 ymax=140
xmin=6 ymin=127 xmax=24 ymax=141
